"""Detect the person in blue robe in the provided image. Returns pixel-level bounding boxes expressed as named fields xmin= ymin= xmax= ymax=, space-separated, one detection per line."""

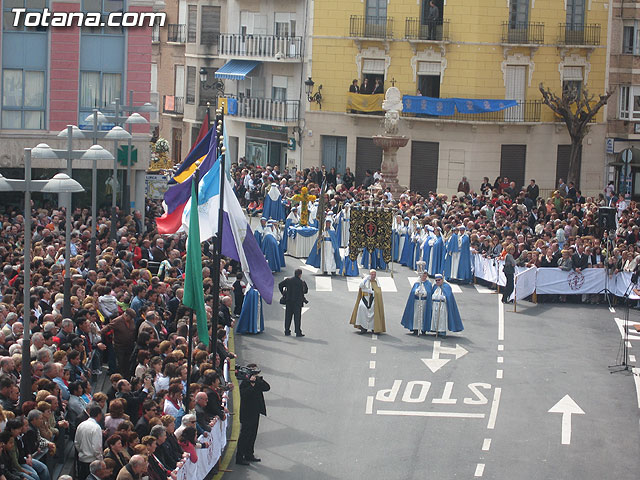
xmin=341 ymin=247 xmax=360 ymax=276
xmin=400 ymin=272 xmax=433 ymax=334
xmin=361 ymin=247 xmax=372 ymax=269
xmin=420 ymin=226 xmax=435 ymax=273
xmin=428 ymin=228 xmax=445 ymax=277
xmin=456 ymin=228 xmax=473 ymax=284
xmin=429 ymin=274 xmax=464 ymax=336
xmin=281 ymin=207 xmax=299 ymax=254
xmin=392 ymin=214 xmax=403 ymax=262
xmin=254 ymin=217 xmax=267 ymax=250
xmin=306 ymin=219 xmax=343 ymax=274
xmin=399 ymin=218 xmax=415 ymax=267
xmin=263 ymin=184 xmax=286 ymax=221
xmin=411 ymin=227 xmax=426 ymax=271
xmin=235 ymin=286 xmax=264 ymax=334
xmin=444 ymin=229 xmax=460 ymax=280
xmin=371 ymin=248 xmax=387 ymax=270
xmin=261 ymin=221 xmax=282 ymax=272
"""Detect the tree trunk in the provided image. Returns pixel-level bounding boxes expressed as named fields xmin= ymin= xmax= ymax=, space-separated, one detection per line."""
xmin=567 ymin=137 xmax=583 ymax=188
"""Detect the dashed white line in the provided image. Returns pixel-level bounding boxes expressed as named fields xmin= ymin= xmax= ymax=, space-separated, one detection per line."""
xmin=368 ymin=377 xmax=375 ymax=387
xmin=474 ymin=463 xmax=485 ymax=477
xmin=630 ymin=355 xmax=636 ymax=363
xmin=496 ymin=369 xmax=503 ymax=379
xmin=482 ymin=438 xmax=492 ymax=451
xmin=628 ymin=341 xmax=633 ymax=348
xmin=371 ymin=346 xmax=377 ymax=354
xmin=366 ymin=396 xmax=373 ymax=414
xmin=632 ymin=368 xmax=640 ymax=409
xmin=498 ymin=344 xmax=504 ymax=351
xmin=372 ymin=334 xmax=378 ymax=340
xmin=369 ymin=361 xmax=376 ymax=369
xmin=497 ymin=356 xmax=504 ymax=364
xmin=487 ymin=387 xmax=502 ymax=430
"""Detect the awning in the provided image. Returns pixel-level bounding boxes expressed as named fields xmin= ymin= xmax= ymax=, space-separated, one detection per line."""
xmin=609 ymin=147 xmax=640 ymax=167
xmin=215 ymin=60 xmax=261 ymax=80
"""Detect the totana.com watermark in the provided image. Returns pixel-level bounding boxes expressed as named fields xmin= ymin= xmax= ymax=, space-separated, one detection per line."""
xmin=12 ymin=8 xmax=166 ymax=27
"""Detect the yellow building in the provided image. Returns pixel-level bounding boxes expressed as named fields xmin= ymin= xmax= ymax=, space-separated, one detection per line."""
xmin=303 ymin=0 xmax=610 ymax=196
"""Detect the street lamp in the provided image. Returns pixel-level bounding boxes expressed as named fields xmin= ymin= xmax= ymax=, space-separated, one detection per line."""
xmin=0 ymin=148 xmax=84 ymax=403
xmin=305 ymin=77 xmax=323 ymax=108
xmin=32 ymin=129 xmax=113 ymax=317
xmin=124 ymin=112 xmax=149 ymax=214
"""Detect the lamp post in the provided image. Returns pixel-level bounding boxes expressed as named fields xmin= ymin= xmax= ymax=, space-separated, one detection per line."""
xmin=32 ymin=138 xmax=114 ymax=317
xmin=125 ymin=111 xmax=149 ymax=215
xmin=304 ymin=77 xmax=323 ymax=108
xmin=0 ymin=148 xmax=84 ymax=403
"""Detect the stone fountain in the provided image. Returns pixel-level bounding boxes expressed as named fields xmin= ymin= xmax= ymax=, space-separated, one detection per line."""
xmin=373 ymin=86 xmax=409 ymax=198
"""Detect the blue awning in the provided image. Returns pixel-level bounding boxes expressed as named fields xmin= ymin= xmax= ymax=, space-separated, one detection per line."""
xmin=215 ymin=60 xmax=261 ymax=80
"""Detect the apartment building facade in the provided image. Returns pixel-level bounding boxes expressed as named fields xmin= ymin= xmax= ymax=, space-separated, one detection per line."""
xmin=305 ymin=0 xmax=610 ymax=196
xmin=0 ymin=0 xmax=156 ymax=211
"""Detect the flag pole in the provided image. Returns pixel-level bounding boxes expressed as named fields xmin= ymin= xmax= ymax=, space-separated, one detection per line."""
xmin=185 ymin=169 xmax=199 ymax=409
xmin=210 ymin=108 xmax=225 ymax=351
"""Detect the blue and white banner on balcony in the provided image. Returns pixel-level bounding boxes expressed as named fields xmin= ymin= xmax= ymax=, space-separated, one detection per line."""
xmin=227 ymin=98 xmax=238 ymax=115
xmin=402 ymin=96 xmax=517 ymax=116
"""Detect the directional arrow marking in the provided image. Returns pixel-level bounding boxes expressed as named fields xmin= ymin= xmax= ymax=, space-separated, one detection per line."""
xmin=421 ymin=341 xmax=468 ymax=373
xmin=281 ymin=306 xmax=310 ymax=316
xmin=548 ymin=395 xmax=585 ymax=445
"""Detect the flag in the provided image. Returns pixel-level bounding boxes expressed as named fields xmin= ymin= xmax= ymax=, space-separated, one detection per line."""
xmin=183 ymin=178 xmax=208 ymax=346
xmin=183 ymin=159 xmax=274 ymax=304
xmin=156 ymin=128 xmax=217 ymax=234
xmin=169 ymin=126 xmax=213 ymax=185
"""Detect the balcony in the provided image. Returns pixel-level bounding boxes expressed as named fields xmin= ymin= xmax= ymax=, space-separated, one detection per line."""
xmin=445 ymin=100 xmax=541 ymax=123
xmin=218 ymin=34 xmax=302 ymax=60
xmin=501 ymin=22 xmax=545 ymax=44
xmin=224 ymin=96 xmax=299 ymax=124
xmin=350 ymin=15 xmax=393 ymax=39
xmin=405 ymin=18 xmax=449 ymax=42
xmin=163 ymin=95 xmax=184 ymax=115
xmin=167 ymin=24 xmax=186 ymax=43
xmin=558 ymin=23 xmax=601 ymax=46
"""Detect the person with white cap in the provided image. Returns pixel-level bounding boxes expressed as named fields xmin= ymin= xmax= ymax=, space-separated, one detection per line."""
xmin=401 ymin=271 xmax=432 ymax=335
xmin=428 ymin=227 xmax=445 ymax=276
xmin=349 ymin=270 xmax=386 ymax=334
xmin=254 ymin=217 xmax=268 ymax=250
xmin=261 ymin=220 xmax=283 ymax=273
xmin=444 ymin=226 xmax=461 ymax=281
xmin=430 ymin=274 xmax=464 ymax=337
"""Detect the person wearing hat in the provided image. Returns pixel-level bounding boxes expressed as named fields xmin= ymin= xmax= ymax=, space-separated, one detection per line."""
xmin=306 ymin=217 xmax=342 ymax=275
xmin=253 ymin=218 xmax=268 ymax=250
xmin=401 ymin=271 xmax=433 ymax=335
xmin=428 ymin=227 xmax=446 ymax=277
xmin=261 ymin=220 xmax=283 ymax=273
xmin=448 ymin=226 xmax=473 ymax=284
xmin=430 ymin=274 xmax=463 ymax=337
xmin=350 ymin=270 xmax=386 ymax=334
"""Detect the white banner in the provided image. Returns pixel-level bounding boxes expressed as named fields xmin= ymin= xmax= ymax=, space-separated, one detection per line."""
xmin=535 ymin=267 xmax=607 ymax=295
xmin=513 ymin=267 xmax=537 ymax=301
xmin=473 ymin=255 xmax=506 ymax=286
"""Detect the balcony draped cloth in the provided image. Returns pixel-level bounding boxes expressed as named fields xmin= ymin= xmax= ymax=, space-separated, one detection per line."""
xmin=402 ymin=96 xmax=517 ymax=115
xmin=346 ymin=93 xmax=385 ymax=112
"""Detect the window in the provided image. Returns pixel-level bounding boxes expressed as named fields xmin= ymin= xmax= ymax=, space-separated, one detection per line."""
xmin=275 ymin=13 xmax=296 ymax=37
xmin=81 ymin=0 xmax=124 ymax=35
xmin=366 ymin=0 xmax=386 ymax=20
xmin=619 ymin=86 xmax=640 ymax=120
xmin=201 ymin=6 xmax=220 ymax=45
xmin=186 ymin=66 xmax=196 ymax=104
xmin=509 ymin=0 xmax=529 ymax=26
xmin=622 ymin=23 xmax=640 ymax=55
xmin=187 ymin=5 xmax=197 ymax=43
xmin=566 ymin=0 xmax=585 ymax=28
xmin=417 ymin=61 xmax=440 ymax=97
xmin=272 ymin=75 xmax=288 ymax=101
xmin=562 ymin=66 xmax=583 ymax=99
xmin=79 ymin=71 xmax=122 ymax=110
xmin=1 ymin=69 xmax=45 ymax=129
xmin=3 ymin=0 xmax=47 ymax=32
xmin=174 ymin=65 xmax=185 ymax=99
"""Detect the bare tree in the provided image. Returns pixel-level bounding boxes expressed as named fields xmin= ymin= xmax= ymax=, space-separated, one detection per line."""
xmin=539 ymin=83 xmax=612 ymax=187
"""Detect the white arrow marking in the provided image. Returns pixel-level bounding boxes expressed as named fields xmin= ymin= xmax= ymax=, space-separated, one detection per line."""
xmin=548 ymin=395 xmax=585 ymax=445
xmin=421 ymin=341 xmax=469 ymax=373
xmin=281 ymin=306 xmax=309 ymax=315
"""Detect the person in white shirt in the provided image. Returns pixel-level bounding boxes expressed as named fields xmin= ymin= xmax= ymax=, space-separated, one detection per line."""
xmin=74 ymin=405 xmax=104 ymax=480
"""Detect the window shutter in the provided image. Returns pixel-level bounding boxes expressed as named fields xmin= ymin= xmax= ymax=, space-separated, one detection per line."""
xmin=186 ymin=67 xmax=196 ymax=104
xmin=201 ymin=6 xmax=221 ymax=45
xmin=187 ymin=5 xmax=197 ymax=43
xmin=418 ymin=61 xmax=440 ymax=75
xmin=410 ymin=141 xmax=439 ymax=195
xmin=355 ymin=137 xmax=382 ymax=186
xmin=362 ymin=59 xmax=385 ymax=74
xmin=563 ymin=66 xmax=583 ymax=81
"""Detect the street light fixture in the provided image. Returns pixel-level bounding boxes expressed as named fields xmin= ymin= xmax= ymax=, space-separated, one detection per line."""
xmin=305 ymin=77 xmax=323 ymax=109
xmin=0 ymin=148 xmax=84 ymax=403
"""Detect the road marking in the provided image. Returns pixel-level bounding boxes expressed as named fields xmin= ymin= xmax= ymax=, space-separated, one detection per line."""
xmin=371 ymin=346 xmax=377 ymax=354
xmin=302 ymin=264 xmax=318 ymax=273
xmin=482 ymin=438 xmax=491 ymax=451
xmin=498 ymin=296 xmax=504 ymax=341
xmin=609 ymin=306 xmax=616 ymax=313
xmin=474 ymin=284 xmax=494 ymax=294
xmin=421 ymin=341 xmax=469 ymax=373
xmin=631 ymin=355 xmax=637 ymax=363
xmin=497 ymin=356 xmax=504 ymax=364
xmin=474 ymin=463 xmax=485 ymax=477
xmin=449 ymin=284 xmax=463 ymax=293
xmin=372 ymin=334 xmax=378 ymax=340
xmin=407 ymin=277 xmax=419 ymax=286
xmin=632 ymin=368 xmax=640 ymax=408
xmin=369 ymin=377 xmax=375 ymax=387
xmin=614 ymin=318 xmax=640 ymax=341
xmin=432 ymin=381 xmax=457 ymax=404
xmin=376 ymin=410 xmax=486 ymax=418
xmin=369 ymin=361 xmax=376 ymax=369
xmin=377 ymin=277 xmax=397 ymax=292
xmin=347 ymin=277 xmax=361 ymax=292
xmin=628 ymin=342 xmax=633 ymax=348
xmin=487 ymin=387 xmax=501 ymax=430
xmin=496 ymin=370 xmax=503 ymax=379
xmin=281 ymin=306 xmax=310 ymax=315
xmin=498 ymin=344 xmax=504 ymax=351
xmin=315 ymin=276 xmax=332 ymax=291
xmin=548 ymin=395 xmax=585 ymax=445
xmin=366 ymin=396 xmax=373 ymax=414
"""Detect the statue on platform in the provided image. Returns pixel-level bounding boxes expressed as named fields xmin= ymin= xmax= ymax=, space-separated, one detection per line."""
xmin=382 ymin=87 xmax=403 ymax=136
xmin=292 ymin=187 xmax=316 ymax=226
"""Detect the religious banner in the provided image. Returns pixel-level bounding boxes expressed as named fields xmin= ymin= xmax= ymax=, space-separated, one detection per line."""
xmin=349 ymin=208 xmax=393 ymax=263
xmin=402 ymin=96 xmax=517 ymax=116
xmin=532 ymin=267 xmax=606 ymax=295
xmin=346 ymin=93 xmax=385 ymax=112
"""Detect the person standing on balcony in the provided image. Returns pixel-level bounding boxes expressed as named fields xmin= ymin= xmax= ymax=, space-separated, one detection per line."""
xmin=349 ymin=79 xmax=360 ymax=93
xmin=361 ymin=78 xmax=371 ymax=94
xmin=427 ymin=0 xmax=439 ymax=40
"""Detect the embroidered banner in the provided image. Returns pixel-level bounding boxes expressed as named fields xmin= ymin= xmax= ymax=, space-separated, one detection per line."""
xmin=349 ymin=209 xmax=393 ymax=263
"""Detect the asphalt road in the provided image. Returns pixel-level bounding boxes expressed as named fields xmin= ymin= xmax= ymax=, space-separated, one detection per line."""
xmin=225 ymin=257 xmax=640 ymax=480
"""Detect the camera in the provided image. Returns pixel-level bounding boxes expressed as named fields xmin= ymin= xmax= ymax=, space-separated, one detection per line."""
xmin=235 ymin=364 xmax=261 ymax=381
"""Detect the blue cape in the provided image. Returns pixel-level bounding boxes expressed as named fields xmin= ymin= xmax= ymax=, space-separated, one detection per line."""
xmin=307 ymin=229 xmax=343 ymax=271
xmin=262 ymin=233 xmax=282 ymax=272
xmin=431 ymin=282 xmax=464 ymax=332
xmin=362 ymin=248 xmax=386 ymax=270
xmin=263 ymin=191 xmax=286 ymax=221
xmin=392 ymin=231 xmax=400 ymax=262
xmin=400 ymin=281 xmax=433 ymax=332
xmin=342 ymin=254 xmax=359 ymax=276
xmin=444 ymin=233 xmax=459 ymax=279
xmin=428 ymin=236 xmax=445 ymax=276
xmin=421 ymin=236 xmax=433 ymax=272
xmin=280 ymin=218 xmax=295 ymax=252
xmin=399 ymin=236 xmax=415 ymax=267
xmin=235 ymin=287 xmax=264 ymax=334
xmin=456 ymin=234 xmax=472 ymax=284
xmin=254 ymin=227 xmax=265 ymax=250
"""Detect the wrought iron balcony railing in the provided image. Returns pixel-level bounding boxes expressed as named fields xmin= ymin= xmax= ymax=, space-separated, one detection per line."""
xmin=501 ymin=22 xmax=545 ymax=44
xmin=218 ymin=34 xmax=302 ymax=59
xmin=405 ymin=18 xmax=449 ymax=41
xmin=163 ymin=95 xmax=184 ymax=115
xmin=167 ymin=24 xmax=186 ymax=43
xmin=350 ymin=15 xmax=394 ymax=39
xmin=224 ymin=96 xmax=299 ymax=123
xmin=558 ymin=23 xmax=601 ymax=46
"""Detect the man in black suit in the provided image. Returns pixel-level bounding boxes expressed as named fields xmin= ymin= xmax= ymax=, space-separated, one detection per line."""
xmin=278 ymin=269 xmax=308 ymax=337
xmin=236 ymin=373 xmax=270 ymax=466
xmin=571 ymin=245 xmax=589 ymax=273
xmin=526 ymin=179 xmax=539 ymax=202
